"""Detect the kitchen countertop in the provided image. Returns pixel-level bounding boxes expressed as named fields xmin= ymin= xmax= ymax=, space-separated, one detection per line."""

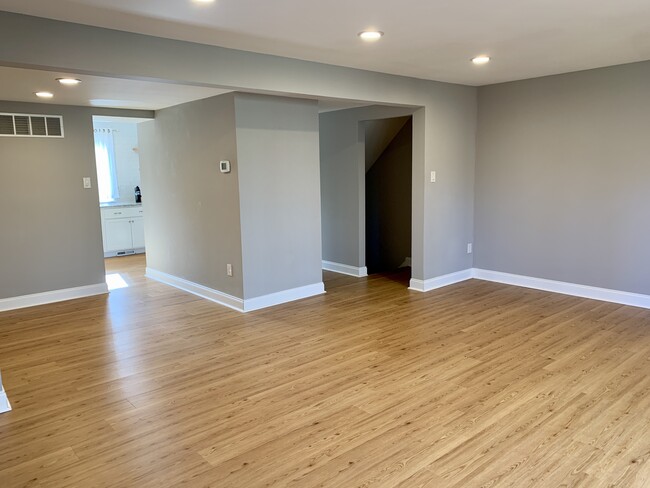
xmin=100 ymin=202 xmax=143 ymax=208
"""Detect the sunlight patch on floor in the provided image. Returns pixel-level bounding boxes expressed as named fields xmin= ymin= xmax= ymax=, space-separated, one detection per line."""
xmin=106 ymin=273 xmax=129 ymax=290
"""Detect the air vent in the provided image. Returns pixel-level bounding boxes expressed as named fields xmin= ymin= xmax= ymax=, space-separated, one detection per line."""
xmin=31 ymin=117 xmax=47 ymax=136
xmin=0 ymin=113 xmax=64 ymax=138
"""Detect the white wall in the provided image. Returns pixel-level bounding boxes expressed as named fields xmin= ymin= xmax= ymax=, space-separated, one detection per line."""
xmin=93 ymin=120 xmax=142 ymax=204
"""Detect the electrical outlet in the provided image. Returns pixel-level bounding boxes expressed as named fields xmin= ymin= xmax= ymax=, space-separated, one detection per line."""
xmin=83 ymin=177 xmax=92 ymax=189
xmin=430 ymin=171 xmax=436 ymax=183
xmin=226 ymin=264 xmax=233 ymax=277
xmin=467 ymin=243 xmax=473 ymax=254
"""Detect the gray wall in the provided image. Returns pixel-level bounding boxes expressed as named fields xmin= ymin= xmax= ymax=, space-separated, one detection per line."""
xmin=319 ymin=110 xmax=365 ymax=268
xmin=234 ymin=94 xmax=322 ymax=299
xmin=364 ymin=117 xmax=409 ymax=172
xmin=319 ymin=106 xmax=419 ymax=270
xmin=475 ymin=61 xmax=650 ymax=295
xmin=0 ymin=101 xmax=152 ymax=299
xmin=366 ymin=118 xmax=413 ymax=274
xmin=422 ymin=88 xmax=477 ymax=279
xmin=138 ymin=94 xmax=244 ymax=298
xmin=0 ymin=12 xmax=477 ymax=284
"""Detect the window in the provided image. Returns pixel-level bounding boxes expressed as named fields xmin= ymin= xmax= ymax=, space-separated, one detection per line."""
xmin=94 ymin=128 xmax=120 ymax=203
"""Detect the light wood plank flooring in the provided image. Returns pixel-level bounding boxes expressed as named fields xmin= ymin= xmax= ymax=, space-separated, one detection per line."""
xmin=1 ymin=255 xmax=650 ymax=487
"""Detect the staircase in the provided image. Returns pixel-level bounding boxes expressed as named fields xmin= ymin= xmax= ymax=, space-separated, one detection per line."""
xmin=364 ymin=116 xmax=410 ymax=173
xmin=364 ymin=116 xmax=413 ymax=274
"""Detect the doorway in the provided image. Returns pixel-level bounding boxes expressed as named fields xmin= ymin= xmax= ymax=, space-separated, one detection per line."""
xmin=364 ymin=117 xmax=413 ymax=277
xmin=92 ymin=115 xmax=152 ymax=290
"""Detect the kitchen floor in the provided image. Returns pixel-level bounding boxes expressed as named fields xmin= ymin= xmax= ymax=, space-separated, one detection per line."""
xmin=104 ymin=254 xmax=147 ymax=289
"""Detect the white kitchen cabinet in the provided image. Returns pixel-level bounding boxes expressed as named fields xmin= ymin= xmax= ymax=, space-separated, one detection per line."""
xmin=130 ymin=217 xmax=145 ymax=249
xmin=105 ymin=219 xmax=133 ymax=252
xmin=100 ymin=205 xmax=145 ymax=257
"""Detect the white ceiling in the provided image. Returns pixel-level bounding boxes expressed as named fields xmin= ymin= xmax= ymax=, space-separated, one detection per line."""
xmin=93 ymin=116 xmax=153 ymax=124
xmin=0 ymin=66 xmax=373 ymax=112
xmin=0 ymin=67 xmax=231 ymax=110
xmin=1 ymin=0 xmax=650 ymax=85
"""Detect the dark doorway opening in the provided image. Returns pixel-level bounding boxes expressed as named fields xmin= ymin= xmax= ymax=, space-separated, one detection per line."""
xmin=365 ymin=116 xmax=412 ymax=276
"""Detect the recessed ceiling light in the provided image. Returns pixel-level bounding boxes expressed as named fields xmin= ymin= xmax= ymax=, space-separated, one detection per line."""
xmin=192 ymin=0 xmax=215 ymax=3
xmin=471 ymin=55 xmax=491 ymax=65
xmin=35 ymin=91 xmax=54 ymax=99
xmin=56 ymin=78 xmax=82 ymax=86
xmin=358 ymin=31 xmax=384 ymax=41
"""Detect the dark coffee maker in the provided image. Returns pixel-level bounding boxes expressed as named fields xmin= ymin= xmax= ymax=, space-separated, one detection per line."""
xmin=135 ymin=186 xmax=142 ymax=203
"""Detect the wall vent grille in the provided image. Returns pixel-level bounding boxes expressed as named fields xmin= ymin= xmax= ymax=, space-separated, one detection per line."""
xmin=0 ymin=113 xmax=64 ymax=138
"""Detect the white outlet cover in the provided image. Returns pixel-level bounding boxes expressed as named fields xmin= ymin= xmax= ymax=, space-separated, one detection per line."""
xmin=83 ymin=177 xmax=92 ymax=189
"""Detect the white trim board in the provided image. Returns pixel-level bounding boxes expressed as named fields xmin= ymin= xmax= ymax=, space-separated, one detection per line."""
xmin=322 ymin=260 xmax=368 ymax=278
xmin=0 ymin=283 xmax=108 ymax=312
xmin=0 ymin=371 xmax=10 ymax=414
xmin=0 ymin=389 xmax=10 ymax=414
xmin=409 ymin=269 xmax=473 ymax=292
xmin=0 ymin=389 xmax=11 ymax=413
xmin=408 ymin=268 xmax=649 ymax=310
xmin=146 ymin=267 xmax=244 ymax=312
xmin=146 ymin=267 xmax=325 ymax=312
xmin=244 ymin=282 xmax=325 ymax=312
xmin=473 ymin=269 xmax=650 ymax=310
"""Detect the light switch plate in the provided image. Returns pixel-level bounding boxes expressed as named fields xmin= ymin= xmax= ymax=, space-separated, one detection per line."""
xmin=83 ymin=177 xmax=92 ymax=189
xmin=220 ymin=160 xmax=231 ymax=173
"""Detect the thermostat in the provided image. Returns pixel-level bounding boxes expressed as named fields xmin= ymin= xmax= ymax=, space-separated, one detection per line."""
xmin=220 ymin=160 xmax=231 ymax=173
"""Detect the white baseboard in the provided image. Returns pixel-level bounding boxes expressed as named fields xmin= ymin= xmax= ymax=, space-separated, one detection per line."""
xmin=0 ymin=389 xmax=10 ymax=414
xmin=146 ymin=268 xmax=325 ymax=313
xmin=0 ymin=371 xmax=10 ymax=414
xmin=104 ymin=248 xmax=145 ymax=258
xmin=408 ymin=267 xmax=650 ymax=309
xmin=0 ymin=283 xmax=108 ymax=312
xmin=243 ymin=282 xmax=326 ymax=312
xmin=146 ymin=267 xmax=244 ymax=312
xmin=322 ymin=260 xmax=368 ymax=277
xmin=473 ymin=269 xmax=650 ymax=310
xmin=409 ymin=269 xmax=474 ymax=292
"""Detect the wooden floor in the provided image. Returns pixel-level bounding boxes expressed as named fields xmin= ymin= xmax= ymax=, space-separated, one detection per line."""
xmin=1 ymin=255 xmax=650 ymax=487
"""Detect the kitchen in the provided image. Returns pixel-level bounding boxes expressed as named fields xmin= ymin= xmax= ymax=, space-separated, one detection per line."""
xmin=93 ymin=116 xmax=150 ymax=258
